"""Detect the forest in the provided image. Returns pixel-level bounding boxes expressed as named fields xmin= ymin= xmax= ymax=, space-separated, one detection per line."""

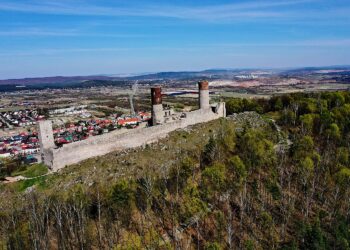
xmin=0 ymin=91 xmax=350 ymax=249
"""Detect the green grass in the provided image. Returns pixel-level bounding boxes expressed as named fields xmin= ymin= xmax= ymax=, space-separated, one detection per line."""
xmin=13 ymin=176 xmax=48 ymax=192
xmin=12 ymin=164 xmax=48 ymax=178
xmin=264 ymin=111 xmax=281 ymax=121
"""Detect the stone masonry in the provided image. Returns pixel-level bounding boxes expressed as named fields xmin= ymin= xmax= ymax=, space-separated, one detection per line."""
xmin=39 ymin=82 xmax=226 ymax=171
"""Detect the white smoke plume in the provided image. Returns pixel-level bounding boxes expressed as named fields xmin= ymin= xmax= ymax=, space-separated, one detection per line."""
xmin=129 ymin=80 xmax=138 ymax=115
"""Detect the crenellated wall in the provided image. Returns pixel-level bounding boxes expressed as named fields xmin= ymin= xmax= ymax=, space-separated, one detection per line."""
xmin=45 ymin=106 xmax=225 ymax=171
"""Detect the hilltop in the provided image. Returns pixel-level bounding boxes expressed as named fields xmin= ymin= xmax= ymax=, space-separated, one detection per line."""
xmin=1 ymin=92 xmax=350 ymax=249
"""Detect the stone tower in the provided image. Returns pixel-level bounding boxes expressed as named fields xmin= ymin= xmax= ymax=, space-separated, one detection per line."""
xmin=38 ymin=120 xmax=55 ymax=166
xmin=198 ymin=80 xmax=210 ymax=110
xmin=151 ymin=87 xmax=164 ymax=125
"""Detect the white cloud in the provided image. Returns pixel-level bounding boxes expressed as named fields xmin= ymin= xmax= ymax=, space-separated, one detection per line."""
xmin=0 ymin=0 xmax=331 ymax=22
xmin=1 ymin=38 xmax=349 ymax=57
xmin=0 ymin=28 xmax=78 ymax=36
xmin=0 ymin=27 xmax=154 ymax=37
xmin=215 ymin=39 xmax=350 ymax=47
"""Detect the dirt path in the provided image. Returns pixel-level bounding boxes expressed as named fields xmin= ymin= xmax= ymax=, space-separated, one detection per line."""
xmin=2 ymin=172 xmax=51 ymax=184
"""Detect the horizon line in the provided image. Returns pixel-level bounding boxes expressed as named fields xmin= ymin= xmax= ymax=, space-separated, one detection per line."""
xmin=1 ymin=64 xmax=350 ymax=81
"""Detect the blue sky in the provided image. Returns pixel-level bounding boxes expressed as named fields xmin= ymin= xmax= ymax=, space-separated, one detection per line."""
xmin=0 ymin=0 xmax=350 ymax=79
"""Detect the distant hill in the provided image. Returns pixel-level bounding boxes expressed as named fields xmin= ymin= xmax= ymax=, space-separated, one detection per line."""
xmin=0 ymin=68 xmax=277 ymax=85
xmin=0 ymin=70 xmax=242 ymax=85
xmin=1 ymin=66 xmax=350 ymax=87
xmin=280 ymin=65 xmax=350 ymax=76
xmin=0 ymin=75 xmax=116 ymax=86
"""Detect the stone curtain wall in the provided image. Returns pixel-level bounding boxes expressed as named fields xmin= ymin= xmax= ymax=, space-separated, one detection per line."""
xmin=48 ymin=107 xmax=225 ymax=171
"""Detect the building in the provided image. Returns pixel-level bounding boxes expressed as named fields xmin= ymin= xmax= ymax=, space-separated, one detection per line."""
xmin=38 ymin=81 xmax=226 ymax=171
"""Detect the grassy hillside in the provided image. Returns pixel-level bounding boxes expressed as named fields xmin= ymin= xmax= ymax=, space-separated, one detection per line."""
xmin=1 ymin=91 xmax=350 ymax=249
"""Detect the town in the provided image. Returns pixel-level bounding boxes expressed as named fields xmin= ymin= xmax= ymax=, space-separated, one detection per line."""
xmin=0 ymin=109 xmax=151 ymax=162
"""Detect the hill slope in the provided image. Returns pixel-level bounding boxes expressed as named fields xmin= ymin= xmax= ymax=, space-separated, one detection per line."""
xmin=1 ymin=93 xmax=350 ymax=249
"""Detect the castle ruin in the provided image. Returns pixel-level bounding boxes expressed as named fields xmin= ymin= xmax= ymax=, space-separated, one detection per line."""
xmin=39 ymin=81 xmax=226 ymax=171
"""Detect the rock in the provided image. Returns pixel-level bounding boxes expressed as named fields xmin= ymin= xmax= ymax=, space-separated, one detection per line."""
xmin=25 ymin=186 xmax=36 ymax=193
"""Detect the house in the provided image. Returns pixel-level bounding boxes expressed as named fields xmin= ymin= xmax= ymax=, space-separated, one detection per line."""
xmin=117 ymin=117 xmax=140 ymax=127
xmin=0 ymin=152 xmax=11 ymax=158
xmin=138 ymin=112 xmax=151 ymax=121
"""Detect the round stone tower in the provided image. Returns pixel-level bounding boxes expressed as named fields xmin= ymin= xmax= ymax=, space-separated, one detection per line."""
xmin=151 ymin=87 xmax=164 ymax=125
xmin=38 ymin=120 xmax=55 ymax=167
xmin=198 ymin=80 xmax=210 ymax=110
